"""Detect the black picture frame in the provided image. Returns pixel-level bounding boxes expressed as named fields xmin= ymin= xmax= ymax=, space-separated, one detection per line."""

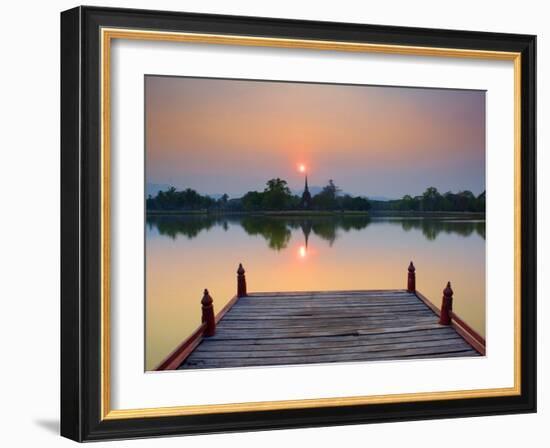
xmin=61 ymin=5 xmax=536 ymax=442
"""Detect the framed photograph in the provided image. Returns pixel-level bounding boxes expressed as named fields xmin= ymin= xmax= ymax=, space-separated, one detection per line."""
xmin=61 ymin=6 xmax=536 ymax=441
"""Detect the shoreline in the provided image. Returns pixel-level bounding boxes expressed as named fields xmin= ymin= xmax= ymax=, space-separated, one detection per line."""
xmin=146 ymin=210 xmax=370 ymax=216
xmin=368 ymin=210 xmax=485 ymax=218
xmin=146 ymin=209 xmax=485 ymax=218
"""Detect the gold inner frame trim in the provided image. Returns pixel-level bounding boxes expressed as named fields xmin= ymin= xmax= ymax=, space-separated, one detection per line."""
xmin=100 ymin=27 xmax=522 ymax=421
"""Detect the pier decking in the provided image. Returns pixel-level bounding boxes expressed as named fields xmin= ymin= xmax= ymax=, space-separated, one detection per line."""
xmin=156 ymin=263 xmax=485 ymax=371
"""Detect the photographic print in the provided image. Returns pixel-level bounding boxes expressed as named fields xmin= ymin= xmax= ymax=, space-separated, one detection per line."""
xmin=145 ymin=76 xmax=486 ymax=371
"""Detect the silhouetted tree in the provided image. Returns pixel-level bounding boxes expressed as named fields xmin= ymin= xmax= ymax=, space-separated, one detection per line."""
xmin=312 ymin=180 xmax=340 ymax=209
xmin=262 ymin=178 xmax=293 ymax=210
xmin=241 ymin=191 xmax=264 ymax=211
xmin=370 ymin=187 xmax=485 ymax=213
xmin=146 ymin=186 xmax=215 ymax=211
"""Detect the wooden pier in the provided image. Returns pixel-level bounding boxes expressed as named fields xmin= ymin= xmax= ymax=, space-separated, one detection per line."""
xmin=156 ymin=263 xmax=485 ymax=371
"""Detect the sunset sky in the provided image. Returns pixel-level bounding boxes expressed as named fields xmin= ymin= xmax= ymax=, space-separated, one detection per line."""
xmin=145 ymin=76 xmax=485 ymax=199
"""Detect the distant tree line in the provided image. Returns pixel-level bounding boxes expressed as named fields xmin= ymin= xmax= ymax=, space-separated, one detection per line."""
xmin=146 ymin=178 xmax=371 ymax=212
xmin=370 ymin=187 xmax=485 ymax=213
xmin=146 ymin=187 xmax=218 ymax=211
xmin=146 ymin=183 xmax=483 ymax=214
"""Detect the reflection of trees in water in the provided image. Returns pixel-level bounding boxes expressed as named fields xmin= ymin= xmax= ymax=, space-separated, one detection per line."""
xmin=475 ymin=221 xmax=485 ymax=239
xmin=146 ymin=214 xmax=485 ymax=250
xmin=147 ymin=214 xmax=371 ymax=249
xmin=146 ymin=215 xmax=222 ymax=240
xmin=270 ymin=215 xmax=371 ymax=247
xmin=387 ymin=218 xmax=485 ymax=241
xmin=311 ymin=220 xmax=338 ymax=246
xmin=239 ymin=217 xmax=291 ymax=250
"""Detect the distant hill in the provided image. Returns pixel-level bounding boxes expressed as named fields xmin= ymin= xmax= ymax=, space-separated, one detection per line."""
xmin=205 ymin=193 xmax=226 ymax=200
xmin=368 ymin=196 xmax=396 ymax=201
xmin=292 ymin=188 xmax=393 ymax=201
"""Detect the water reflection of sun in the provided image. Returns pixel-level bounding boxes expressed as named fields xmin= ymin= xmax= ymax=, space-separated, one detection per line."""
xmin=297 ymin=244 xmax=317 ymax=261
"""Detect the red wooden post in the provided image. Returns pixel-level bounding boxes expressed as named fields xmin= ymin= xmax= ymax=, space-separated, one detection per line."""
xmin=407 ymin=261 xmax=416 ymax=292
xmin=439 ymin=282 xmax=453 ymax=325
xmin=201 ymin=289 xmax=216 ymax=336
xmin=237 ymin=263 xmax=247 ymax=298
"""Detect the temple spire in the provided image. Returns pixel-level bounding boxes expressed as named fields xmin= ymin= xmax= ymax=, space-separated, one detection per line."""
xmin=301 ymin=174 xmax=311 ymax=209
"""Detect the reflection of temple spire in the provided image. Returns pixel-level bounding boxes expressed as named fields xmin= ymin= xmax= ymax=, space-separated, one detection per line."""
xmin=300 ymin=220 xmax=312 ymax=249
xmin=301 ymin=175 xmax=312 ymax=209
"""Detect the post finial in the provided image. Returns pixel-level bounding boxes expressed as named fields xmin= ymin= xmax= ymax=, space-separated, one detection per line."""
xmin=439 ymin=281 xmax=453 ymax=326
xmin=201 ymin=289 xmax=212 ymax=305
xmin=407 ymin=261 xmax=416 ymax=292
xmin=201 ymin=289 xmax=216 ymax=336
xmin=237 ymin=263 xmax=247 ymax=298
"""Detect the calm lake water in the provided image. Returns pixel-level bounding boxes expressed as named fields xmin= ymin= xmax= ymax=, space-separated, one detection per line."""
xmin=145 ymin=214 xmax=486 ymax=370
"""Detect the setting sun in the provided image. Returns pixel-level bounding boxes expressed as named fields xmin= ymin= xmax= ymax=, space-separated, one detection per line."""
xmin=298 ymin=164 xmax=306 ymax=173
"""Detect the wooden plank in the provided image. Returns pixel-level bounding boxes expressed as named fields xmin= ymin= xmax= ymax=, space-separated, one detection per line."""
xmin=185 ymin=345 xmax=479 ymax=367
xmin=242 ymin=293 xmax=414 ymax=300
xmin=224 ymin=305 xmax=438 ymax=321
xmin=181 ymin=349 xmax=479 ymax=369
xmin=227 ymin=306 xmax=432 ymax=314
xmin=222 ymin=316 xmax=434 ymax=324
xmin=180 ymin=346 xmax=479 ymax=369
xmin=192 ymin=337 xmax=467 ymax=359
xmin=231 ymin=298 xmax=428 ymax=308
xmin=232 ymin=302 xmax=422 ymax=311
xmin=195 ymin=332 xmax=461 ymax=352
xmin=230 ymin=306 xmax=424 ymax=314
xmin=217 ymin=316 xmax=439 ymax=330
xmin=229 ymin=304 xmax=431 ymax=312
xmin=218 ymin=314 xmax=438 ymax=328
xmin=207 ymin=326 xmax=457 ymax=345
xmin=223 ymin=314 xmax=434 ymax=323
xmin=207 ymin=326 xmax=456 ymax=344
xmin=416 ymin=350 xmax=478 ymax=359
xmin=211 ymin=323 xmax=446 ymax=340
xmin=230 ymin=300 xmax=426 ymax=310
xmin=238 ymin=295 xmax=417 ymax=304
xmin=232 ymin=302 xmax=425 ymax=310
xmin=227 ymin=306 xmax=426 ymax=315
xmin=247 ymin=289 xmax=408 ymax=297
xmin=222 ymin=312 xmax=437 ymax=326
xmin=235 ymin=296 xmax=421 ymax=304
xmin=226 ymin=305 xmax=432 ymax=316
xmin=244 ymin=298 xmax=413 ymax=303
